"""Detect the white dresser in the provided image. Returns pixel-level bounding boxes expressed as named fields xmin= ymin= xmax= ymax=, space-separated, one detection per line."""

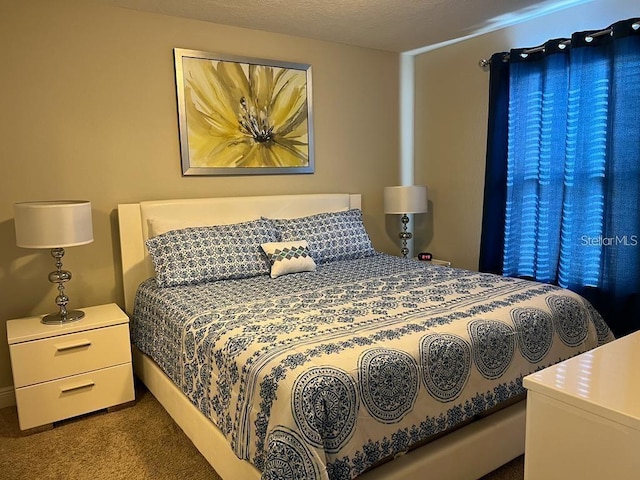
xmin=7 ymin=303 xmax=135 ymax=431
xmin=523 ymin=331 xmax=640 ymax=480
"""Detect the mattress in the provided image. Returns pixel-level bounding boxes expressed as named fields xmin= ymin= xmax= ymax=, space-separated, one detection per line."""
xmin=132 ymin=253 xmax=613 ymax=480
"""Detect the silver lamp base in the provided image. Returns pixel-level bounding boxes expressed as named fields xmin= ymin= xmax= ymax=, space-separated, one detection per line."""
xmin=42 ymin=309 xmax=85 ymax=325
xmin=41 ymin=247 xmax=85 ymax=325
xmin=398 ymin=214 xmax=413 ymax=258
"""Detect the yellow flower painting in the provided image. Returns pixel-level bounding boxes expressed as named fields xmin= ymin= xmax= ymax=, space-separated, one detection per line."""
xmin=174 ymin=49 xmax=314 ymax=175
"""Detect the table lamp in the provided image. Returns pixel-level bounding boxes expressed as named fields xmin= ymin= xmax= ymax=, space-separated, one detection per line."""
xmin=384 ymin=185 xmax=428 ymax=257
xmin=14 ymin=200 xmax=94 ymax=324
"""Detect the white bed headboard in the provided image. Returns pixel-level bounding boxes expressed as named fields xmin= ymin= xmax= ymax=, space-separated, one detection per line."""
xmin=117 ymin=193 xmax=362 ymax=315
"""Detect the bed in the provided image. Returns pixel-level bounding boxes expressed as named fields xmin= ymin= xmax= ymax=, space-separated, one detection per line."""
xmin=117 ymin=193 xmax=613 ymax=480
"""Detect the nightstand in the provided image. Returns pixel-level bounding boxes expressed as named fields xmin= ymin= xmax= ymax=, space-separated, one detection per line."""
xmin=415 ymin=257 xmax=451 ymax=267
xmin=6 ymin=303 xmax=135 ymax=431
xmin=428 ymin=259 xmax=451 ymax=267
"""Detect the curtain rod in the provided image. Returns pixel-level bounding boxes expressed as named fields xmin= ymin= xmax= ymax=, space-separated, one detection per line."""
xmin=479 ymin=22 xmax=639 ymax=70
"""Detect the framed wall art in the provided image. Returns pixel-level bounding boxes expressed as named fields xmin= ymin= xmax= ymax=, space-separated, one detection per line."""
xmin=174 ymin=48 xmax=314 ymax=176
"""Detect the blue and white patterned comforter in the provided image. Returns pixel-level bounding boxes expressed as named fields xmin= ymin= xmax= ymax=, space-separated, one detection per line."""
xmin=132 ymin=254 xmax=613 ymax=480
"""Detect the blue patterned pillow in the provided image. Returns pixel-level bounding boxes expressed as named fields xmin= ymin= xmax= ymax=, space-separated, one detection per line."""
xmin=146 ymin=218 xmax=279 ymax=287
xmin=269 ymin=209 xmax=376 ymax=264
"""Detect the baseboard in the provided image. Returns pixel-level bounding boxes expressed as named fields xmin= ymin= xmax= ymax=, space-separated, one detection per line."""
xmin=0 ymin=386 xmax=16 ymax=409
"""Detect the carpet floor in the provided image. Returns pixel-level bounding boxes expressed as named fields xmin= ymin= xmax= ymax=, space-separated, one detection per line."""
xmin=0 ymin=384 xmax=524 ymax=479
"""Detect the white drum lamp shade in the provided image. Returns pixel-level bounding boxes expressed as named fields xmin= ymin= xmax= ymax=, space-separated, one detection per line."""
xmin=14 ymin=201 xmax=93 ymax=248
xmin=14 ymin=201 xmax=93 ymax=324
xmin=383 ymin=185 xmax=428 ymax=215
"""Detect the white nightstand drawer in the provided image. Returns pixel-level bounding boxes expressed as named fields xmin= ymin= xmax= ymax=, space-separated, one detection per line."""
xmin=10 ymin=324 xmax=132 ymax=388
xmin=14 ymin=363 xmax=134 ymax=430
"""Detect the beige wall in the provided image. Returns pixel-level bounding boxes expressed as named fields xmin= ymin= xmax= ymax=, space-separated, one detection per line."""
xmin=0 ymin=0 xmax=399 ymax=390
xmin=414 ymin=0 xmax=638 ymax=271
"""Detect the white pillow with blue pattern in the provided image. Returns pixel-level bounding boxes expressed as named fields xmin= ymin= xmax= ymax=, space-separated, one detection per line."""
xmin=145 ymin=218 xmax=279 ymax=287
xmin=261 ymin=240 xmax=317 ymax=278
xmin=268 ymin=209 xmax=376 ymax=265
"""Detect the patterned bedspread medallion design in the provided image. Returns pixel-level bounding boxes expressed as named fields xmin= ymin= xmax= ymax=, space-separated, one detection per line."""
xmin=132 ymin=254 xmax=613 ymax=480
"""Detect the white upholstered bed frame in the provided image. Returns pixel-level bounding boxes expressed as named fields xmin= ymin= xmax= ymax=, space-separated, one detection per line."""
xmin=117 ymin=193 xmax=525 ymax=480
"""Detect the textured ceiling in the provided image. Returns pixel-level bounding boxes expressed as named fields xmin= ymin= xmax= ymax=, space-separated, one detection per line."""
xmin=99 ymin=0 xmax=594 ymax=52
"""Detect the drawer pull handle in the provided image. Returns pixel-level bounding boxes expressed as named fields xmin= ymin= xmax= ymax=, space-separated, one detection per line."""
xmin=55 ymin=340 xmax=92 ymax=352
xmin=60 ymin=381 xmax=95 ymax=393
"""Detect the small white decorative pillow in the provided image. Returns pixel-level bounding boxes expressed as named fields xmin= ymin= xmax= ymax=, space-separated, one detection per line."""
xmin=261 ymin=240 xmax=316 ymax=279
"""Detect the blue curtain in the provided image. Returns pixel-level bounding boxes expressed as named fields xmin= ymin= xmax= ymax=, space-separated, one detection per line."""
xmin=479 ymin=53 xmax=510 ymax=275
xmin=480 ymin=19 xmax=640 ymax=337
